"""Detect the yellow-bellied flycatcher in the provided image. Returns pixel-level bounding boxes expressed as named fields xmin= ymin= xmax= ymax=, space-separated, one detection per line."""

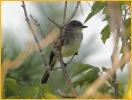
xmin=41 ymin=20 xmax=87 ymax=84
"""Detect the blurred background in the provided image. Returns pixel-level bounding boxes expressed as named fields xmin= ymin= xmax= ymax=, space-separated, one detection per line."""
xmin=2 ymin=1 xmax=130 ymax=98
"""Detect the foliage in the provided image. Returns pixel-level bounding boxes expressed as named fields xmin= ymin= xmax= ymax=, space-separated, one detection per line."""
xmin=84 ymin=1 xmax=106 ymax=23
xmin=2 ymin=1 xmax=130 ymax=99
xmin=100 ymin=25 xmax=110 ymax=43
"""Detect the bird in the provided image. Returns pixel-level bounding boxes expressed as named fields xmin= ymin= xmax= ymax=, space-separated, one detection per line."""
xmin=41 ymin=20 xmax=87 ymax=84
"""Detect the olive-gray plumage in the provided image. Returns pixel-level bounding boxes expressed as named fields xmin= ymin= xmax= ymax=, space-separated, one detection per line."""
xmin=41 ymin=20 xmax=87 ymax=84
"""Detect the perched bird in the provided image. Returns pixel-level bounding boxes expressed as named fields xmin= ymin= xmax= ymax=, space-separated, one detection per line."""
xmin=41 ymin=20 xmax=87 ymax=84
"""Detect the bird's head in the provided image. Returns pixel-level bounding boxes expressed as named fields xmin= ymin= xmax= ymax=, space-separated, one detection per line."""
xmin=65 ymin=20 xmax=87 ymax=33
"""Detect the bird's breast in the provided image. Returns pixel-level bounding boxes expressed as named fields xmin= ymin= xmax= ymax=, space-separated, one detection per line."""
xmin=61 ymin=33 xmax=83 ymax=57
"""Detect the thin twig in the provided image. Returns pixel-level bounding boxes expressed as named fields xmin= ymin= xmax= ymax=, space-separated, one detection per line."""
xmin=57 ymin=89 xmax=76 ymax=98
xmin=63 ymin=1 xmax=68 ymax=24
xmin=79 ymin=2 xmax=84 ymax=15
xmin=68 ymin=1 xmax=80 ymax=22
xmin=40 ymin=12 xmax=61 ymax=28
xmin=21 ymin=1 xmax=49 ymax=71
xmin=81 ymin=19 xmax=130 ymax=98
xmin=67 ymin=53 xmax=77 ymax=65
xmin=126 ymin=6 xmax=130 ymax=15
xmin=54 ymin=2 xmax=78 ymax=96
xmin=111 ymin=28 xmax=119 ymax=98
xmin=58 ymin=51 xmax=77 ymax=97
xmin=47 ymin=17 xmax=61 ymax=28
xmin=21 ymin=1 xmax=77 ymax=97
xmin=123 ymin=6 xmax=127 ymax=21
xmin=56 ymin=29 xmax=78 ymax=97
xmin=30 ymin=14 xmax=45 ymax=38
xmin=30 ymin=15 xmax=40 ymax=26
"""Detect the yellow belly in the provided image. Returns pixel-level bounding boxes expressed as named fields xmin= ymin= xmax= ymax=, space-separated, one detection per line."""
xmin=61 ymin=40 xmax=81 ymax=57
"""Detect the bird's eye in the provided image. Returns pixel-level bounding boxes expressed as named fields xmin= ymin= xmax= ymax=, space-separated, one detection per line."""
xmin=72 ymin=23 xmax=77 ymax=27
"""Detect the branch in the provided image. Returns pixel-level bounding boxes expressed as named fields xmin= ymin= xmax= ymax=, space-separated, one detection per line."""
xmin=123 ymin=5 xmax=130 ymax=20
xmin=81 ymin=23 xmax=130 ymax=98
xmin=111 ymin=27 xmax=119 ymax=98
xmin=57 ymin=89 xmax=75 ymax=98
xmin=123 ymin=7 xmax=127 ymax=21
xmin=58 ymin=51 xmax=77 ymax=97
xmin=23 ymin=1 xmax=77 ymax=97
xmin=30 ymin=14 xmax=45 ymax=38
xmin=81 ymin=25 xmax=129 ymax=98
xmin=68 ymin=1 xmax=80 ymax=22
xmin=81 ymin=51 xmax=130 ymax=98
xmin=54 ymin=29 xmax=78 ymax=98
xmin=63 ymin=1 xmax=68 ymax=24
xmin=38 ymin=10 xmax=61 ymax=28
xmin=66 ymin=53 xmax=77 ymax=65
xmin=47 ymin=17 xmax=61 ymax=28
xmin=21 ymin=1 xmax=49 ymax=71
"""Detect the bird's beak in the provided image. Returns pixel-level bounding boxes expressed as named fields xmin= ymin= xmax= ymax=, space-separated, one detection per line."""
xmin=82 ymin=25 xmax=87 ymax=28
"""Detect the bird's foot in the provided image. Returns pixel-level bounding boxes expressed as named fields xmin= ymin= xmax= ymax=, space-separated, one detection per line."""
xmin=53 ymin=67 xmax=61 ymax=70
xmin=52 ymin=62 xmax=67 ymax=70
xmin=75 ymin=52 xmax=78 ymax=55
xmin=63 ymin=62 xmax=67 ymax=67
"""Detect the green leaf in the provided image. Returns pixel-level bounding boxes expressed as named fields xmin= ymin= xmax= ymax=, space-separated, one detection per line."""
xmin=120 ymin=42 xmax=130 ymax=54
xmin=119 ymin=1 xmax=131 ymax=5
xmin=85 ymin=1 xmax=105 ymax=23
xmin=40 ymin=84 xmax=51 ymax=93
xmin=68 ymin=62 xmax=98 ymax=77
xmin=101 ymin=25 xmax=111 ymax=43
xmin=67 ymin=63 xmax=100 ymax=87
xmin=72 ymin=67 xmax=100 ymax=87
xmin=44 ymin=93 xmax=58 ymax=99
xmin=98 ymin=84 xmax=111 ymax=93
xmin=18 ymin=86 xmax=39 ymax=98
xmin=124 ymin=18 xmax=131 ymax=38
xmin=39 ymin=84 xmax=57 ymax=99
xmin=4 ymin=78 xmax=18 ymax=97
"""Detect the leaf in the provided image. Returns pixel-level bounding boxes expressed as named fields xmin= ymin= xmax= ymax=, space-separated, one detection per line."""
xmin=85 ymin=1 xmax=105 ymax=23
xmin=119 ymin=1 xmax=131 ymax=5
xmin=120 ymin=41 xmax=130 ymax=54
xmin=101 ymin=25 xmax=111 ymax=43
xmin=4 ymin=78 xmax=18 ymax=97
xmin=124 ymin=18 xmax=131 ymax=38
xmin=67 ymin=62 xmax=98 ymax=77
xmin=120 ymin=18 xmax=131 ymax=71
xmin=44 ymin=93 xmax=58 ymax=99
xmin=39 ymin=84 xmax=57 ymax=99
xmin=72 ymin=67 xmax=100 ymax=87
xmin=67 ymin=63 xmax=100 ymax=87
xmin=98 ymin=83 xmax=111 ymax=93
xmin=18 ymin=86 xmax=39 ymax=98
xmin=40 ymin=84 xmax=51 ymax=93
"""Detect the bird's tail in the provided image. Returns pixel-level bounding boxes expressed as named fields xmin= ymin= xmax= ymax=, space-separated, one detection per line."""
xmin=41 ymin=70 xmax=50 ymax=84
xmin=41 ymin=51 xmax=56 ymax=84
